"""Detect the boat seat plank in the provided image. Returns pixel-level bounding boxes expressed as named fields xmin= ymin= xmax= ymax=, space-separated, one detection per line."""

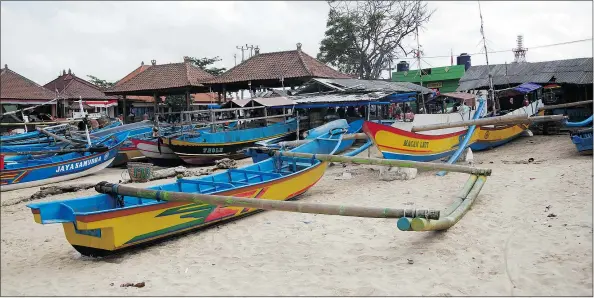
xmin=228 ymin=169 xmax=282 ymax=178
xmin=177 ymin=178 xmax=234 ymax=189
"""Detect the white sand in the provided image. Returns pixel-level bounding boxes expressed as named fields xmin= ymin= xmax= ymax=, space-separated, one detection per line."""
xmin=1 ymin=134 xmax=592 ymax=296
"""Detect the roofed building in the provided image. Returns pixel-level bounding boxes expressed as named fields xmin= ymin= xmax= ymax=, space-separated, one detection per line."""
xmin=457 ymin=57 xmax=593 ymax=121
xmin=1 ymin=64 xmax=58 ymax=119
xmin=104 ymin=58 xmax=215 ymax=122
xmin=205 ymin=43 xmax=352 ymax=97
xmin=44 ymin=69 xmax=119 ymax=118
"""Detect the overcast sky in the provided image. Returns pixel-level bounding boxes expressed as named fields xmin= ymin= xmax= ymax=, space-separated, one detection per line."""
xmin=1 ymin=1 xmax=592 ymax=85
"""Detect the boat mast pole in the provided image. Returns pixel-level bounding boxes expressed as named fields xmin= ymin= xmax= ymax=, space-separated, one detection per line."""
xmin=78 ymin=97 xmax=92 ymax=147
xmin=478 ymin=1 xmax=495 ymax=115
xmin=415 ymin=3 xmax=426 ymax=114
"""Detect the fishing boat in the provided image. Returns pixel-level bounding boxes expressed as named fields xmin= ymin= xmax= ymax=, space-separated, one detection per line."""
xmin=166 ymin=118 xmax=298 ymax=165
xmin=247 ymin=119 xmax=372 ymax=163
xmin=129 ymin=124 xmax=209 ymax=166
xmin=469 ymin=94 xmax=543 ymax=151
xmin=91 ymin=121 xmax=155 ymax=167
xmin=570 ymin=127 xmax=593 ymax=154
xmin=0 ymin=131 xmax=130 ymax=192
xmin=27 ymin=131 xmax=342 ymax=256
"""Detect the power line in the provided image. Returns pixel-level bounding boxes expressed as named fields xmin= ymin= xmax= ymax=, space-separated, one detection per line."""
xmin=395 ymin=37 xmax=593 ymax=60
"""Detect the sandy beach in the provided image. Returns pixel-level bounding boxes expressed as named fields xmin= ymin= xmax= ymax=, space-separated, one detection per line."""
xmin=1 ymin=134 xmax=591 ymax=296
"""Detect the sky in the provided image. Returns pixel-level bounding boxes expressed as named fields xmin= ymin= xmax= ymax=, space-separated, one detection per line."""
xmin=1 ymin=1 xmax=592 ymax=85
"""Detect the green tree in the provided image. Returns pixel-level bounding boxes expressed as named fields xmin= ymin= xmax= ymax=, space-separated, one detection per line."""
xmin=165 ymin=94 xmax=189 ymax=112
xmin=317 ymin=1 xmax=433 ymax=79
xmin=86 ymin=75 xmax=115 ymax=89
xmin=184 ymin=56 xmax=227 ymax=76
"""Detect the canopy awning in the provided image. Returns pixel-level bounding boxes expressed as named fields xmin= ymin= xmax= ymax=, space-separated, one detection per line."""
xmin=85 ymin=100 xmax=118 ymax=108
xmin=513 ymin=82 xmax=541 ymax=94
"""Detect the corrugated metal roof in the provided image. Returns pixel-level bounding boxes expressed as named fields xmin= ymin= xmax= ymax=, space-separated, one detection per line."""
xmin=457 ymin=57 xmax=593 ymax=91
xmin=250 ymin=97 xmax=294 ymax=107
xmin=296 ymin=78 xmax=433 ymax=95
xmin=293 ymin=92 xmax=389 ymax=104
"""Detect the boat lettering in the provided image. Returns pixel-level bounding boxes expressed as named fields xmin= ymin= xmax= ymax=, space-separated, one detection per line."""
xmin=202 ymin=147 xmax=224 ymax=154
xmin=403 ymin=140 xmax=429 ymax=148
xmin=55 ymin=156 xmax=102 ymax=173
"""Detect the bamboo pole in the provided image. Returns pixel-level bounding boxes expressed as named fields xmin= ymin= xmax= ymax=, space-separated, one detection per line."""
xmin=540 ymin=100 xmax=593 ymax=110
xmin=36 ymin=127 xmax=87 ymax=146
xmin=342 ymin=133 xmax=368 ymax=140
xmin=409 ymin=175 xmax=487 ymax=231
xmin=0 ymin=120 xmax=81 ymax=126
xmin=1 ymin=146 xmax=108 ymax=155
xmin=396 ymin=175 xmax=478 ymax=231
xmin=411 ymin=114 xmax=566 ymax=132
xmin=273 ymin=151 xmax=492 ymax=176
xmin=278 ymin=140 xmax=309 ymax=148
xmin=94 ymin=182 xmax=441 ymax=220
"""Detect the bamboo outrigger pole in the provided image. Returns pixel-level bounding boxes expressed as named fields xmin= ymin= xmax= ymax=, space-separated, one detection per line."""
xmin=539 ymin=100 xmax=593 ymax=110
xmin=411 ymin=114 xmax=566 ymax=132
xmin=2 ymin=146 xmax=109 ymax=156
xmin=36 ymin=127 xmax=87 ymax=146
xmin=342 ymin=133 xmax=368 ymax=140
xmin=272 ymin=151 xmax=492 ymax=176
xmin=94 ymin=182 xmax=441 ymax=220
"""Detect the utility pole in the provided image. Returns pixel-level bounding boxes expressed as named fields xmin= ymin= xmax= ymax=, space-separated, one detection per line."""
xmin=415 ymin=4 xmax=426 ymax=114
xmin=234 ymin=53 xmax=237 ymax=66
xmin=236 ymin=45 xmax=248 ymax=62
xmin=246 ymin=44 xmax=254 ymax=58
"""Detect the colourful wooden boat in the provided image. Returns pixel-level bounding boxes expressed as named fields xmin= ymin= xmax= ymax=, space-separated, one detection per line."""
xmin=469 ymin=100 xmax=543 ymax=151
xmin=247 ymin=119 xmax=371 ymax=163
xmin=166 ymin=118 xmax=298 ymax=165
xmin=93 ymin=121 xmax=155 ymax=167
xmin=363 ymin=120 xmax=469 ymax=162
xmin=130 ymin=125 xmax=209 ymax=166
xmin=27 ymin=132 xmax=340 ymax=257
xmin=0 ymin=131 xmax=130 ymax=192
xmin=570 ymin=127 xmax=593 ymax=154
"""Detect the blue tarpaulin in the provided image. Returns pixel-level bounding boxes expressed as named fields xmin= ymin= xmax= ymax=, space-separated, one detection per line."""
xmin=382 ymin=92 xmax=418 ymax=103
xmin=513 ymin=82 xmax=541 ymax=94
xmin=207 ymin=104 xmax=221 ymax=109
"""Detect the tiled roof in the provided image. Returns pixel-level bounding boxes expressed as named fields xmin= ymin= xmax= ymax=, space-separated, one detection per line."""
xmin=44 ymin=70 xmax=117 ymax=100
xmin=114 ymin=62 xmax=152 ymax=87
xmin=457 ymin=57 xmax=593 ymax=91
xmin=206 ymin=46 xmax=352 ymax=84
xmin=105 ymin=60 xmax=215 ymax=94
xmin=1 ymin=65 xmax=57 ymax=101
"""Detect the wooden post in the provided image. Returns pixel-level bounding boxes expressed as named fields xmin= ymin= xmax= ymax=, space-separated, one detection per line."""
xmin=271 ymin=151 xmax=492 ymax=176
xmin=122 ymin=95 xmax=128 ymax=124
xmin=153 ymin=93 xmax=159 ymax=121
xmin=94 ymin=182 xmax=441 ymax=220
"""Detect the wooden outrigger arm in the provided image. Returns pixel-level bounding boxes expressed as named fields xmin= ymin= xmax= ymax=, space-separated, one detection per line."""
xmin=94 ymin=182 xmax=441 ymax=220
xmin=411 ymin=114 xmax=567 ymax=133
xmin=270 ymin=151 xmax=492 ymax=176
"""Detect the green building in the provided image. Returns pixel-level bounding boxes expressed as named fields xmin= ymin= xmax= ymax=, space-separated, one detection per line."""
xmin=392 ymin=64 xmax=466 ymax=94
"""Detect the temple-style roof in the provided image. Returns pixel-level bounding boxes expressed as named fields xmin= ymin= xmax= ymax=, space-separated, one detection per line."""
xmin=43 ymin=69 xmax=117 ymax=100
xmin=205 ymin=43 xmax=352 ymax=92
xmin=1 ymin=64 xmax=57 ymax=104
xmin=104 ymin=58 xmax=215 ymax=96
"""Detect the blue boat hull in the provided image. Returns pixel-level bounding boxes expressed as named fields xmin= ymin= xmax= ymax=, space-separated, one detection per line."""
xmin=0 ymin=131 xmax=130 ymax=191
xmin=570 ymin=128 xmax=593 ymax=154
